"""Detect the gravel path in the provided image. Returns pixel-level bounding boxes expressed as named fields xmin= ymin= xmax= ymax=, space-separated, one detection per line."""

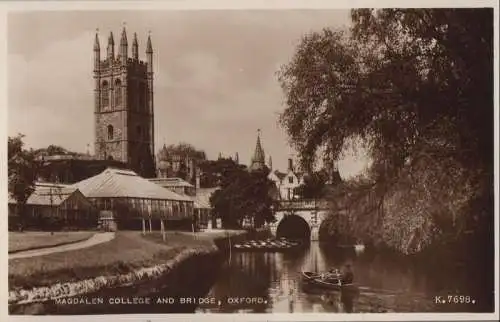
xmin=9 ymin=232 xmax=116 ymax=260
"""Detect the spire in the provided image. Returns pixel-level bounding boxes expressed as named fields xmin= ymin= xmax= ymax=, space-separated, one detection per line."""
xmin=132 ymin=32 xmax=139 ymax=60
xmin=268 ymin=155 xmax=273 ymax=170
xmin=250 ymin=129 xmax=265 ymax=171
xmin=235 ymin=152 xmax=239 ymax=164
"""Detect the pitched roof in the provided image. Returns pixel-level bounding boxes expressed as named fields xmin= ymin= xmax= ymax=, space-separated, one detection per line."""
xmin=192 ymin=187 xmax=218 ymax=209
xmin=9 ymin=186 xmax=81 ymax=206
xmin=149 ymin=177 xmax=194 ymax=188
xmin=72 ymin=168 xmax=192 ymax=202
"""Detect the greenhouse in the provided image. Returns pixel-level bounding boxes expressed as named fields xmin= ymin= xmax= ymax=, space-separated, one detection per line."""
xmin=72 ymin=167 xmax=194 ymax=231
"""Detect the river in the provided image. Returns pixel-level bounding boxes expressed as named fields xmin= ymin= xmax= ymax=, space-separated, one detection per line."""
xmin=195 ymin=241 xmax=482 ymax=313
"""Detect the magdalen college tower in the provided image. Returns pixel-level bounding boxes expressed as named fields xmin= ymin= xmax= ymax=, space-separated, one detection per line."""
xmin=93 ymin=27 xmax=156 ymax=178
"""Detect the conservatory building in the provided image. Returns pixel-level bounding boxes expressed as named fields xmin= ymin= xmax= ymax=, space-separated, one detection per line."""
xmin=72 ymin=168 xmax=194 ymax=231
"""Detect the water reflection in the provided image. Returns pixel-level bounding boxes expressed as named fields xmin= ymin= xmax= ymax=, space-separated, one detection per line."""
xmin=197 ymin=242 xmax=468 ymax=313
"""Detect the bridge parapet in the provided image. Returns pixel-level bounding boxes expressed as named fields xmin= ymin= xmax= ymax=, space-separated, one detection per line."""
xmin=278 ymin=199 xmax=330 ymax=210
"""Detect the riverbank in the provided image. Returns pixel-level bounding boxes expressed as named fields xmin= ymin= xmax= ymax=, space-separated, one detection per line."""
xmin=8 ymin=229 xmax=252 ymax=314
xmin=9 ymin=230 xmax=243 ymax=289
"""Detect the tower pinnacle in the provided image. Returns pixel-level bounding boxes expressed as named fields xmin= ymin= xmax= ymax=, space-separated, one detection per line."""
xmin=132 ymin=32 xmax=139 ymax=60
xmin=107 ymin=31 xmax=115 ymax=60
xmin=119 ymin=26 xmax=128 ymax=65
xmin=146 ymin=31 xmax=153 ymax=53
xmin=120 ymin=26 xmax=128 ymax=46
xmin=94 ymin=29 xmax=100 ymax=51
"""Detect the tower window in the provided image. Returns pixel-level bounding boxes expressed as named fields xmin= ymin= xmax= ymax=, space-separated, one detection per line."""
xmin=114 ymin=79 xmax=122 ymax=106
xmin=102 ymin=81 xmax=109 ymax=108
xmin=288 ymin=176 xmax=293 ymax=184
xmin=107 ymin=125 xmax=114 ymax=140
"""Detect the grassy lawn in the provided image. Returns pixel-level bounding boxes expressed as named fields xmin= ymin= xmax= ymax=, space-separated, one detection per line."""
xmin=9 ymin=231 xmax=95 ymax=253
xmin=8 ymin=231 xmax=224 ymax=290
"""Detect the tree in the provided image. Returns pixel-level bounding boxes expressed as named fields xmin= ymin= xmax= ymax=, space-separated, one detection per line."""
xmin=198 ymin=157 xmax=247 ymax=188
xmin=210 ymin=167 xmax=277 ymax=229
xmin=295 ymin=171 xmax=327 ymax=199
xmin=164 ymin=142 xmax=206 ymax=161
xmin=278 ymin=9 xmax=493 ymax=252
xmin=8 ymin=134 xmax=39 ymax=230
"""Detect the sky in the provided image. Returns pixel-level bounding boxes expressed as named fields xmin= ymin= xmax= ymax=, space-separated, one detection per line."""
xmin=7 ymin=10 xmax=369 ymax=179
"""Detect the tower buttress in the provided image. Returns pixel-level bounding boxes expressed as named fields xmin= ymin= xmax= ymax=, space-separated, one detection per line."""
xmin=146 ymin=32 xmax=155 ymax=172
xmin=93 ymin=30 xmax=101 ymax=155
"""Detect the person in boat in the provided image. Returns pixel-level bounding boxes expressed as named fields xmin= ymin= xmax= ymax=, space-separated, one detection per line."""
xmin=341 ymin=264 xmax=354 ymax=285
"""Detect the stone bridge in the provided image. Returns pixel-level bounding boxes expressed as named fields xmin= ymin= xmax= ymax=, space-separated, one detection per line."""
xmin=269 ymin=199 xmax=334 ymax=241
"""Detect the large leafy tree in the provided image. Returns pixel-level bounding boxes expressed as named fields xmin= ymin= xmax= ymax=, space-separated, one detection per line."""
xmin=161 ymin=142 xmax=206 ymax=181
xmin=164 ymin=142 xmax=206 ymax=161
xmin=8 ymin=134 xmax=39 ymax=229
xmin=210 ymin=167 xmax=277 ymax=229
xmin=295 ymin=171 xmax=328 ymax=199
xmin=279 ymin=9 xmax=492 ymax=175
xmin=34 ymin=145 xmax=73 ymax=157
xmin=198 ymin=157 xmax=247 ymax=188
xmin=278 ymin=9 xmax=494 ymax=306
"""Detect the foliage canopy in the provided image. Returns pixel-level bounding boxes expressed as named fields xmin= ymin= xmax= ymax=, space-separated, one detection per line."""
xmin=278 ymin=9 xmax=494 ymax=254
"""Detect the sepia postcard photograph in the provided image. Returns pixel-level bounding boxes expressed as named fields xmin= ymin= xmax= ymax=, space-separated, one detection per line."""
xmin=1 ymin=1 xmax=499 ymax=321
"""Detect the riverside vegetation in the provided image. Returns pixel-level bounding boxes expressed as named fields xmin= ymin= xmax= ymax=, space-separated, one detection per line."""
xmin=278 ymin=9 xmax=494 ymax=310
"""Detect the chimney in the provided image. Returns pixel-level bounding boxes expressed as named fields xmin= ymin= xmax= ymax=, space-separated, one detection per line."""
xmin=288 ymin=158 xmax=293 ymax=171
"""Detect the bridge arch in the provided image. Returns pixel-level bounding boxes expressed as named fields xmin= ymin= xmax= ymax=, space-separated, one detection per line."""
xmin=276 ymin=214 xmax=311 ymax=240
xmin=270 ymin=199 xmax=333 ymax=241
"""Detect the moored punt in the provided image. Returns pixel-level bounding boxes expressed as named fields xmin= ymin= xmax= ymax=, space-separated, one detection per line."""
xmin=232 ymin=239 xmax=303 ymax=252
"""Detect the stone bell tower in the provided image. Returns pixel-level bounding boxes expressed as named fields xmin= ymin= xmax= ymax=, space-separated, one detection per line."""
xmin=93 ymin=27 xmax=156 ymax=177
